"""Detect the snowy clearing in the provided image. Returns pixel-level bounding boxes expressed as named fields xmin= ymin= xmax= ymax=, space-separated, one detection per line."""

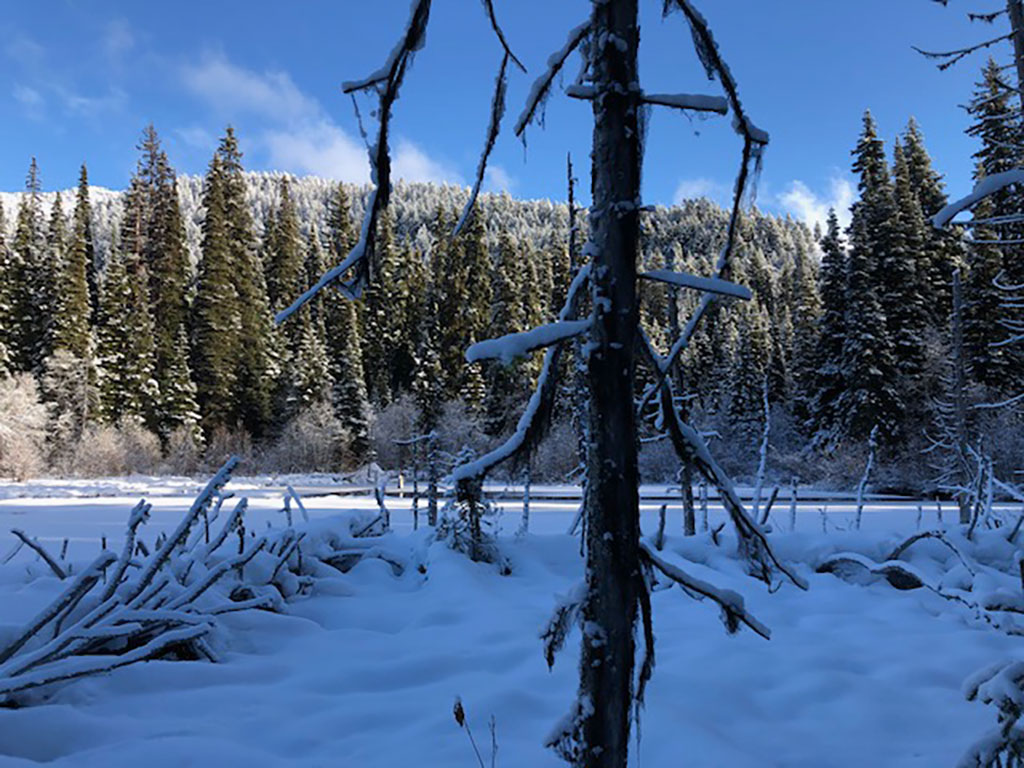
xmin=0 ymin=481 xmax=1016 ymax=766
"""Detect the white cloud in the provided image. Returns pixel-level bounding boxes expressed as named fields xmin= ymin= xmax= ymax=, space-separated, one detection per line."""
xmin=58 ymin=86 xmax=127 ymax=117
xmin=673 ymin=177 xmax=729 ymax=205
xmin=102 ymin=20 xmax=134 ymax=60
xmin=12 ymin=84 xmax=44 ymax=119
xmin=182 ymin=52 xmax=319 ymax=121
xmin=393 ymin=140 xmax=463 ymax=185
xmin=180 ymin=51 xmax=459 ymax=184
xmin=13 ymin=84 xmax=42 ymax=107
xmin=5 ymin=35 xmax=44 ymax=66
xmin=778 ymin=175 xmax=854 ymax=232
xmin=177 ymin=125 xmax=216 ymax=151
xmin=263 ymin=121 xmax=369 ymax=182
xmin=484 ymin=165 xmax=515 ymax=193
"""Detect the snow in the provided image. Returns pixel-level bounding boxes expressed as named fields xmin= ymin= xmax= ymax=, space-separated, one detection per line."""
xmin=465 ymin=320 xmax=590 ymax=364
xmin=514 ymin=20 xmax=591 ymax=138
xmin=0 ymin=480 xmax=1020 ymax=766
xmin=933 ymin=168 xmax=1024 ymax=229
xmin=642 ymin=92 xmax=729 ymax=114
xmin=641 ymin=269 xmax=752 ymax=300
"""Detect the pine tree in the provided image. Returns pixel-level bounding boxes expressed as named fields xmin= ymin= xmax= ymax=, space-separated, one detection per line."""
xmin=333 ymin=299 xmax=371 ymax=463
xmin=96 ymin=232 xmax=158 ymax=427
xmin=146 ymin=140 xmax=193 ymax=438
xmin=0 ymin=198 xmax=12 ymax=377
xmin=52 ymin=184 xmax=92 ymax=361
xmin=789 ymin=238 xmax=821 ymax=427
xmin=219 ymin=127 xmax=276 ymax=436
xmin=965 ymin=59 xmax=1024 ymax=393
xmin=362 ymin=211 xmax=401 ymax=405
xmin=40 ymin=191 xmax=67 ymax=367
xmin=11 ymin=159 xmax=47 ymax=373
xmin=192 ymin=154 xmax=240 ymax=433
xmin=265 ymin=176 xmax=305 ymax=314
xmin=902 ymin=118 xmax=957 ymax=321
xmin=838 ymin=206 xmax=902 ymax=441
xmin=484 ymin=232 xmax=528 ymax=434
xmin=963 ymin=188 xmax=1008 ymax=388
xmin=72 ymin=165 xmax=100 ymax=325
xmin=323 ymin=182 xmax=370 ymax=444
xmin=887 ymin=139 xmax=929 ymax=385
xmin=158 ymin=324 xmax=202 ymax=445
xmin=811 ymin=210 xmax=848 ymax=443
xmin=835 ymin=111 xmax=903 ymax=442
xmin=726 ymin=300 xmax=771 ymax=433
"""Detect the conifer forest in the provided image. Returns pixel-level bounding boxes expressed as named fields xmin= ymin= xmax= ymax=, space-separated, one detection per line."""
xmin=5 ymin=2 xmax=1024 ymax=767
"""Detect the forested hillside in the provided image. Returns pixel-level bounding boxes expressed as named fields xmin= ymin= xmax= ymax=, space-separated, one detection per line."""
xmin=0 ymin=104 xmax=1019 ymax=491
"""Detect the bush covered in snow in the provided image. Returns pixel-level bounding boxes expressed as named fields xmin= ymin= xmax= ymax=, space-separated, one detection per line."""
xmin=0 ymin=374 xmax=48 ymax=480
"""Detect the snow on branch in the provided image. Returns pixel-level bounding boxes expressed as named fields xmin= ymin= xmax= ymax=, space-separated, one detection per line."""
xmin=451 ymin=264 xmax=591 ymax=483
xmin=277 ymin=0 xmax=432 ymax=324
xmin=640 ymin=269 xmax=752 ymax=299
xmin=933 ymin=169 xmax=1024 ymax=228
xmin=480 ymin=0 xmax=526 ymax=73
xmin=514 ymin=20 xmax=591 ymax=138
xmin=453 ymin=52 xmax=510 ymax=238
xmin=567 ymin=85 xmax=728 ymax=114
xmin=640 ymin=92 xmax=728 ymax=113
xmin=639 ymin=541 xmax=771 ymax=639
xmin=466 ymin=319 xmax=590 ymax=364
xmin=0 ymin=459 xmax=417 ymax=704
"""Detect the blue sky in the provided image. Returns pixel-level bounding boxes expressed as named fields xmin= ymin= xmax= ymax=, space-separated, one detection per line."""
xmin=0 ymin=0 xmax=1009 ymax=230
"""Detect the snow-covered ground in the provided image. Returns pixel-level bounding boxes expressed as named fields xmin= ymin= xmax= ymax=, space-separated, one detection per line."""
xmin=0 ymin=479 xmax=1016 ymax=766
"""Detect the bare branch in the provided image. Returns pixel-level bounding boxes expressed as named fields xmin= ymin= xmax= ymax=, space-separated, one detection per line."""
xmin=127 ymin=457 xmax=239 ymax=603
xmin=480 ymin=0 xmax=526 ymax=73
xmin=454 ymin=52 xmax=510 ymax=238
xmin=640 ymin=541 xmax=771 ymax=639
xmin=278 ymin=0 xmax=432 ymax=323
xmin=451 ymin=264 xmax=590 ymax=482
xmin=514 ymin=20 xmax=590 ymax=138
xmin=11 ymin=530 xmax=67 ymax=580
xmin=637 ymin=332 xmax=808 ymax=590
xmin=913 ymin=33 xmax=1013 ymax=71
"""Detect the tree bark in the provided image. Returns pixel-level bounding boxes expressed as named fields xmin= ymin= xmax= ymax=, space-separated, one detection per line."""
xmin=952 ymin=269 xmax=972 ymax=525
xmin=1007 ymin=0 xmax=1024 ymax=106
xmin=578 ymin=1 xmax=642 ymax=766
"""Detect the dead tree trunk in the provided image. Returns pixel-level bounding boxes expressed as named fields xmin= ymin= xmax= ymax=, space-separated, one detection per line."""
xmin=1008 ymin=0 xmax=1024 ymax=103
xmin=952 ymin=269 xmax=972 ymax=525
xmin=578 ymin=2 xmax=642 ymax=766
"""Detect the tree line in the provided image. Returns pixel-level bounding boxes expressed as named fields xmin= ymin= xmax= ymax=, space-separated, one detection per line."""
xmin=0 ymin=89 xmax=1017 ymax=488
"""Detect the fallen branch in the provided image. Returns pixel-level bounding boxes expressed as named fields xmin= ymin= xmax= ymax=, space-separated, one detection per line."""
xmin=640 ymin=541 xmax=771 ymax=639
xmin=10 ymin=530 xmax=67 ymax=580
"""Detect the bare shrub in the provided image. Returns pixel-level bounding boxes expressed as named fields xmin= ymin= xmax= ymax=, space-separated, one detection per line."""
xmin=436 ymin=399 xmax=487 ymax=460
xmin=370 ymin=394 xmax=420 ymax=470
xmin=160 ymin=425 xmax=204 ymax=476
xmin=533 ymin=419 xmax=580 ymax=482
xmin=203 ymin=425 xmax=255 ymax=473
xmin=262 ymin=402 xmax=348 ymax=473
xmin=638 ymin=437 xmax=678 ymax=484
xmin=68 ymin=421 xmax=161 ymax=477
xmin=0 ymin=374 xmax=49 ymax=480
